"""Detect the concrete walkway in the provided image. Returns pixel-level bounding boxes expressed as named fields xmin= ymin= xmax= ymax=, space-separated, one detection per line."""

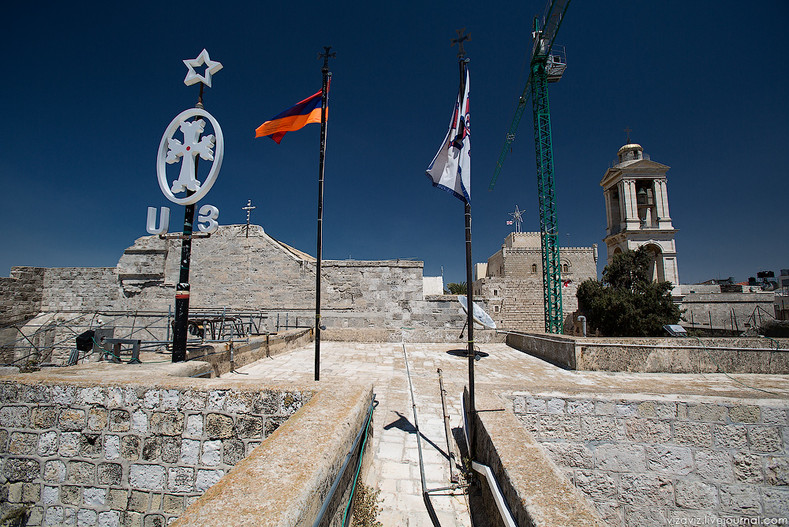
xmin=223 ymin=339 xmax=789 ymax=526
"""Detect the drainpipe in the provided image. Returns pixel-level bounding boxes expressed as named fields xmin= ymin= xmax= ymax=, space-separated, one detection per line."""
xmin=578 ymin=315 xmax=587 ymax=337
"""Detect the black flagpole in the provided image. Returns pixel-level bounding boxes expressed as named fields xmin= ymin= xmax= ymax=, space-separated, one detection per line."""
xmin=460 ymin=68 xmax=476 ymax=460
xmin=315 ymin=46 xmax=334 ymax=381
xmin=172 ymin=83 xmax=205 ymax=363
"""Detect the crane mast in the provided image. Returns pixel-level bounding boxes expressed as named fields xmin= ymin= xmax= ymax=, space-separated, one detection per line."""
xmin=489 ymin=0 xmax=570 ymax=333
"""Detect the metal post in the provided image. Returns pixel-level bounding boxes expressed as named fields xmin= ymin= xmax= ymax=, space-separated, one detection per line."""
xmin=172 ymin=84 xmax=205 ymax=362
xmin=315 ymin=46 xmax=335 ymax=381
xmin=464 ymin=200 xmax=476 ymax=459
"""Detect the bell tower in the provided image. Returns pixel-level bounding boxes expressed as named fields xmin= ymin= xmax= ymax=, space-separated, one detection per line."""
xmin=600 ymin=142 xmax=680 ymax=286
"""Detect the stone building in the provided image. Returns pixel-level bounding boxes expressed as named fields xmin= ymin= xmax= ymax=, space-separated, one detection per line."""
xmin=600 ymin=142 xmax=680 ymax=287
xmin=473 ymin=232 xmax=598 ymax=332
xmin=1 ymin=225 xmax=495 ymax=365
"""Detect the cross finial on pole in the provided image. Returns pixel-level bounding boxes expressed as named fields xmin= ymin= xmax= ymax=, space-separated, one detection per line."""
xmin=452 ymin=28 xmax=471 ymax=59
xmin=319 ymin=46 xmax=336 ymax=73
xmin=624 ymin=126 xmax=632 ymax=144
xmin=241 ymin=199 xmax=256 ymax=238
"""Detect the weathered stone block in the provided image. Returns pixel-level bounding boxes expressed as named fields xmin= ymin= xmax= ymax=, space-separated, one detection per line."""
xmin=78 ymin=508 xmax=98 ymax=526
xmin=87 ymin=407 xmax=108 ymax=431
xmin=107 ymin=489 xmax=128 ymax=510
xmin=98 ymin=463 xmax=122 ymax=485
xmin=61 ymin=485 xmax=81 ymax=505
xmin=78 ymin=387 xmax=107 ymax=406
xmin=581 ymin=416 xmax=621 ymax=441
xmin=201 ymin=440 xmax=221 ymax=466
xmin=714 ymin=424 xmax=748 ymax=449
xmin=180 ymin=439 xmax=200 ymax=465
xmin=620 ymin=473 xmax=673 ymax=506
xmin=9 ymin=432 xmax=38 ymax=455
xmin=129 ymin=465 xmax=165 ymax=491
xmin=673 ymin=421 xmax=712 ymax=447
xmin=143 ymin=513 xmax=165 ymax=527
xmin=109 ymin=410 xmax=131 ymax=432
xmin=142 ymin=390 xmax=161 ymax=410
xmin=719 ymin=484 xmax=761 ymax=514
xmin=104 ymin=434 xmax=120 ymax=460
xmin=733 ymin=452 xmax=764 ymax=483
xmin=44 ymin=506 xmax=65 ymax=526
xmin=595 ymin=444 xmax=646 ymax=473
xmin=32 ymin=406 xmax=58 ymax=429
xmin=282 ymin=391 xmax=305 ymax=414
xmin=222 ymin=439 xmax=245 ymax=466
xmin=167 ymin=467 xmax=195 ymax=493
xmin=225 ymin=393 xmax=253 ymax=414
xmin=128 ymin=490 xmax=149 ymax=512
xmin=765 ymin=456 xmax=789 ymax=485
xmin=79 ymin=433 xmax=102 ymax=458
xmin=121 ymin=435 xmax=141 ymax=460
xmin=160 ymin=390 xmax=180 ymax=410
xmin=235 ymin=416 xmax=263 ymax=439
xmin=23 ymin=482 xmax=41 ymax=503
xmin=5 ymin=457 xmax=40 ymax=482
xmin=185 ymin=414 xmax=203 ymax=438
xmin=205 ymin=413 xmax=234 ymax=439
xmin=58 ymin=431 xmax=81 ymax=457
xmin=762 ymin=487 xmax=789 ymax=515
xmin=646 ymin=445 xmax=693 ymax=475
xmin=122 ymin=511 xmax=142 ymax=527
xmin=695 ymin=449 xmax=734 ymax=482
xmin=130 ymin=410 xmax=148 ymax=433
xmin=195 ymin=469 xmax=224 ymax=492
xmin=567 ymin=400 xmax=594 ymax=415
xmin=68 ymin=461 xmax=95 ymax=484
xmin=207 ymin=390 xmax=227 ymax=410
xmin=149 ymin=412 xmax=184 ymax=436
xmin=625 ymin=419 xmax=671 ymax=443
xmin=749 ymin=426 xmax=783 ymax=453
xmin=574 ymin=470 xmax=617 ymax=501
xmin=542 ymin=442 xmax=595 ymax=469
xmin=162 ymin=494 xmax=184 ymax=515
xmin=98 ymin=510 xmax=121 ymax=527
xmin=763 ymin=407 xmax=788 ymax=426
xmin=687 ymin=404 xmax=727 ymax=423
xmin=84 ymin=487 xmax=106 ymax=507
xmin=59 ymin=408 xmax=86 ymax=431
xmin=0 ymin=406 xmax=30 ymax=428
xmin=675 ymin=479 xmax=718 ymax=509
xmin=180 ymin=391 xmax=207 ymax=411
xmin=729 ymin=405 xmax=760 ymax=423
xmin=43 ymin=460 xmax=66 ymax=483
xmin=142 ymin=437 xmax=162 ymax=461
xmin=37 ymin=430 xmax=58 ymax=456
xmin=161 ymin=437 xmax=180 ymax=464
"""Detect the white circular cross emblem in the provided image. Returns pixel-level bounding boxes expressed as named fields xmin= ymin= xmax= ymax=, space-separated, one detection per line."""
xmin=157 ymin=108 xmax=224 ymax=205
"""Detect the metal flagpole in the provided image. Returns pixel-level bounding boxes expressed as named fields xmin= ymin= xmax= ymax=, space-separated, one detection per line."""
xmin=452 ymin=29 xmax=476 ymax=459
xmin=315 ymin=46 xmax=334 ymax=381
xmin=172 ymin=83 xmax=205 ymax=363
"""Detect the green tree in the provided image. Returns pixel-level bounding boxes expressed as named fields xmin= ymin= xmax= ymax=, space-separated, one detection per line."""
xmin=444 ymin=282 xmax=467 ymax=295
xmin=577 ymin=247 xmax=680 ymax=336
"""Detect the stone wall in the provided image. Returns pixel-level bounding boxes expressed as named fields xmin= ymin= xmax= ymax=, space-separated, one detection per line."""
xmin=0 ymin=268 xmax=46 ymax=365
xmin=0 ymin=378 xmax=310 ymax=526
xmin=473 ymin=232 xmax=598 ymax=333
xmin=512 ymin=392 xmax=789 ymax=525
xmin=507 ymin=332 xmax=789 ymax=374
xmin=678 ymin=291 xmax=776 ymax=333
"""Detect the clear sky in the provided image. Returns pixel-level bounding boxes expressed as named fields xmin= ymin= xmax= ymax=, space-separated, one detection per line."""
xmin=2 ymin=1 xmax=787 ymax=287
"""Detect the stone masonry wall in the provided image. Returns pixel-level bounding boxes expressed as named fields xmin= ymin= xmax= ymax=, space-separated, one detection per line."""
xmin=678 ymin=292 xmax=776 ymax=333
xmin=512 ymin=392 xmax=789 ymax=526
xmin=0 ymin=380 xmax=310 ymax=527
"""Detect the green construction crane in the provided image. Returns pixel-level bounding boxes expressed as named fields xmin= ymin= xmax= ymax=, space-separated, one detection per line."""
xmin=489 ymin=0 xmax=570 ymax=333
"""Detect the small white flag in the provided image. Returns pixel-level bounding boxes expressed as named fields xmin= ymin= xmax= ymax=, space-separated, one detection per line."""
xmin=426 ymin=68 xmax=471 ymax=204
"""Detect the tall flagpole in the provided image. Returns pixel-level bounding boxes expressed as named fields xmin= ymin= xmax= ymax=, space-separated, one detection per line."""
xmin=315 ymin=46 xmax=335 ymax=381
xmin=451 ymin=28 xmax=476 ymax=460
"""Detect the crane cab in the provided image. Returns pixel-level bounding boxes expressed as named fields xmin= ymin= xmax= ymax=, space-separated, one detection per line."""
xmin=546 ymin=46 xmax=566 ymax=83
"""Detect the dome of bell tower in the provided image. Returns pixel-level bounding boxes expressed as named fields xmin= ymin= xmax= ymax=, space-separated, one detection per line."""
xmin=617 ymin=143 xmax=644 ymax=163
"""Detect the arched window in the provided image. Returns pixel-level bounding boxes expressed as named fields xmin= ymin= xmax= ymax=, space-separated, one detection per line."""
xmin=531 ymin=264 xmax=537 ymax=273
xmin=562 ymin=263 xmax=568 ymax=273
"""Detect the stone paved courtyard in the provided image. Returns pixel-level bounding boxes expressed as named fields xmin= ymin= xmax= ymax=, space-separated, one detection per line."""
xmin=223 ymin=338 xmax=789 ymax=526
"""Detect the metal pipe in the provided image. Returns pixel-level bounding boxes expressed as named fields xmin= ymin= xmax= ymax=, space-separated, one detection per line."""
xmin=437 ymin=368 xmax=458 ymax=484
xmin=471 ymin=461 xmax=518 ymax=527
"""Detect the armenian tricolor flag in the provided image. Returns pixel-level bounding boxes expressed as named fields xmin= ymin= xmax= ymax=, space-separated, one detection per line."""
xmin=255 ymin=86 xmax=327 ymax=143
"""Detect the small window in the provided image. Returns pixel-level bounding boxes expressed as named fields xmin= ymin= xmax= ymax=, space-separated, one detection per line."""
xmin=493 ymin=305 xmax=500 ymax=313
xmin=531 ymin=264 xmax=537 ymax=273
xmin=562 ymin=264 xmax=568 ymax=273
xmin=493 ymin=289 xmax=499 ymax=297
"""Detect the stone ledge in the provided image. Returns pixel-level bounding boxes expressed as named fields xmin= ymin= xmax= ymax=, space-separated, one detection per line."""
xmin=172 ymin=383 xmax=374 ymax=527
xmin=471 ymin=389 xmax=605 ymax=526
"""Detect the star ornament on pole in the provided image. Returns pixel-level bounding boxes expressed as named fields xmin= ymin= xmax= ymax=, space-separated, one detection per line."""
xmin=183 ymin=49 xmax=223 ymax=88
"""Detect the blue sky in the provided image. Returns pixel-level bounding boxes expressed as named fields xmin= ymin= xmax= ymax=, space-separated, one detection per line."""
xmin=2 ymin=1 xmax=787 ymax=286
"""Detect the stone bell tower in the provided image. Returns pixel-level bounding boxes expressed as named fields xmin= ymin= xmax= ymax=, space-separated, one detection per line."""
xmin=600 ymin=142 xmax=680 ymax=286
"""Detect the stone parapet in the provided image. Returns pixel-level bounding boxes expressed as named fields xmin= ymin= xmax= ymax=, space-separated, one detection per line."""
xmin=512 ymin=391 xmax=789 ymax=524
xmin=0 ymin=370 xmax=312 ymax=526
xmin=507 ymin=332 xmax=789 ymax=374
